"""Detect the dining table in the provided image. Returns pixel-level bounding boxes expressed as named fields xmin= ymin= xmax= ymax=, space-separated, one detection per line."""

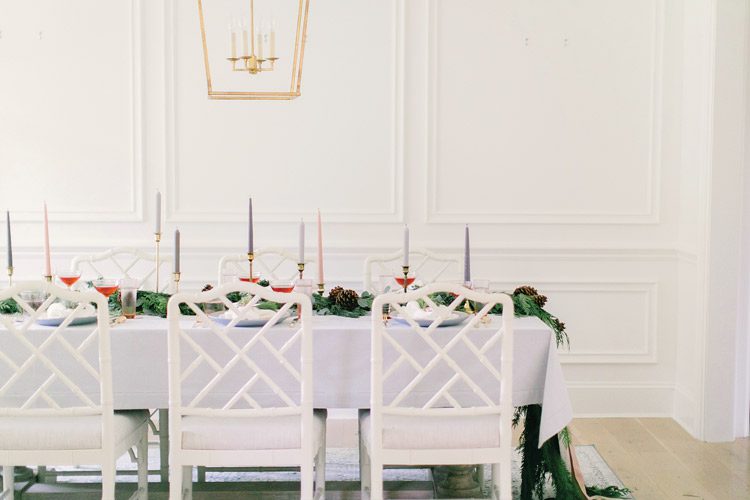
xmin=0 ymin=313 xmax=573 ymax=493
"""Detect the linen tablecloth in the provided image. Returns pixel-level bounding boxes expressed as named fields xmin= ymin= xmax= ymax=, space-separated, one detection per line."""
xmin=0 ymin=315 xmax=571 ymax=445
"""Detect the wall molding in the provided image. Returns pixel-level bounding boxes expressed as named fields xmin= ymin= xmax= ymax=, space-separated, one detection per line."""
xmin=494 ymin=280 xmax=659 ymax=364
xmin=567 ymin=381 xmax=674 ymax=417
xmin=164 ymin=0 xmax=404 ymax=224
xmin=9 ymin=0 xmax=144 ymax=223
xmin=424 ymin=0 xmax=665 ymax=225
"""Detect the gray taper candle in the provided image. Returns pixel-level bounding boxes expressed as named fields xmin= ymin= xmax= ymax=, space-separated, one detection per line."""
xmin=5 ymin=211 xmax=12 ymax=268
xmin=174 ymin=229 xmax=181 ymax=274
xmin=464 ymin=224 xmax=471 ymax=284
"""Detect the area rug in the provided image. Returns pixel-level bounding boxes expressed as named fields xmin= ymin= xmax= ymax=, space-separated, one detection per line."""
xmin=47 ymin=444 xmax=631 ymax=499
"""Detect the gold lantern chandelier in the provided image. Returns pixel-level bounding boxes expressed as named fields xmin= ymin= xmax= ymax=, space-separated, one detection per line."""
xmin=197 ymin=0 xmax=311 ymax=100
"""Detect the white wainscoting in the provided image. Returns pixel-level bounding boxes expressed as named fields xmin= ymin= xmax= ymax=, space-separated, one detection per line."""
xmin=0 ymin=0 xmax=690 ymax=420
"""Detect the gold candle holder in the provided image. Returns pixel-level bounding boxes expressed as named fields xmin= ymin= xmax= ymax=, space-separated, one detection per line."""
xmin=247 ymin=252 xmax=255 ymax=281
xmin=298 ymin=262 xmax=305 ymax=280
xmin=402 ymin=265 xmax=410 ymax=294
xmin=7 ymin=266 xmax=13 ymax=287
xmin=317 ymin=283 xmax=325 ymax=295
xmin=173 ymin=272 xmax=181 ymax=294
xmin=44 ymin=275 xmax=52 ymax=283
xmin=155 ymin=232 xmax=162 ymax=293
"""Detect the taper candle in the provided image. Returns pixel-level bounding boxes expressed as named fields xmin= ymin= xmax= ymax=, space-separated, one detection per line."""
xmin=463 ymin=224 xmax=471 ymax=284
xmin=43 ymin=202 xmax=51 ymax=277
xmin=403 ymin=225 xmax=410 ymax=267
xmin=174 ymin=229 xmax=181 ymax=274
xmin=248 ymin=198 xmax=254 ymax=254
xmin=155 ymin=190 xmax=162 ymax=234
xmin=6 ymin=211 xmax=12 ymax=269
xmin=298 ymin=218 xmax=305 ymax=263
xmin=316 ymin=209 xmax=324 ymax=285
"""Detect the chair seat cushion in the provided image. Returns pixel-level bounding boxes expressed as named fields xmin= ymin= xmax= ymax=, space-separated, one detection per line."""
xmin=181 ymin=410 xmax=326 ymax=451
xmin=360 ymin=411 xmax=501 ymax=450
xmin=0 ymin=410 xmax=148 ymax=450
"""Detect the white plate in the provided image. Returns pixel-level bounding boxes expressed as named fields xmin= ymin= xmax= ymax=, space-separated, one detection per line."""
xmin=37 ymin=316 xmax=98 ymax=327
xmin=392 ymin=311 xmax=469 ymax=328
xmin=209 ymin=312 xmax=286 ymax=328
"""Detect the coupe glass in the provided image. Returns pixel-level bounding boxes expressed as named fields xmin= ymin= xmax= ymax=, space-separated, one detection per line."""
xmin=57 ymin=271 xmax=81 ymax=290
xmin=92 ymin=279 xmax=120 ymax=299
xmin=393 ymin=273 xmax=416 ymax=288
xmin=270 ymin=280 xmax=295 ymax=293
xmin=239 ymin=273 xmax=261 ymax=284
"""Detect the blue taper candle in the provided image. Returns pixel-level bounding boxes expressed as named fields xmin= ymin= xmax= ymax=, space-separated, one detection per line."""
xmin=5 ymin=211 xmax=12 ymax=269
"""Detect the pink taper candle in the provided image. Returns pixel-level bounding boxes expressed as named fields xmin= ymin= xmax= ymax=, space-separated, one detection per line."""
xmin=316 ymin=209 xmax=324 ymax=286
xmin=43 ymin=202 xmax=51 ymax=277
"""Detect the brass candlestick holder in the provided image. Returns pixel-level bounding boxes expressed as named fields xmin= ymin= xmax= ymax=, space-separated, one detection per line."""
xmin=44 ymin=275 xmax=52 ymax=283
xmin=7 ymin=266 xmax=13 ymax=287
xmin=247 ymin=252 xmax=255 ymax=281
xmin=173 ymin=272 xmax=181 ymax=294
xmin=298 ymin=262 xmax=305 ymax=280
xmin=317 ymin=283 xmax=325 ymax=295
xmin=155 ymin=232 xmax=162 ymax=292
xmin=402 ymin=265 xmax=410 ymax=294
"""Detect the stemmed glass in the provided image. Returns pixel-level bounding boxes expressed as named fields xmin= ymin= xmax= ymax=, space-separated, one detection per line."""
xmin=271 ymin=280 xmax=296 ymax=323
xmin=239 ymin=273 xmax=261 ymax=284
xmin=393 ymin=273 xmax=416 ymax=289
xmin=92 ymin=278 xmax=120 ymax=320
xmin=57 ymin=271 xmax=81 ymax=290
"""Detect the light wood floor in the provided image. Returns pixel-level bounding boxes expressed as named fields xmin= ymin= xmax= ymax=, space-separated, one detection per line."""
xmin=569 ymin=418 xmax=750 ymax=500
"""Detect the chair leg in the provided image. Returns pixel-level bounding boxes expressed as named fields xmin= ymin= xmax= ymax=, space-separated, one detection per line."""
xmin=101 ymin=461 xmax=116 ymax=500
xmin=315 ymin=433 xmax=326 ymax=498
xmin=2 ymin=466 xmax=14 ymax=500
xmin=477 ymin=464 xmax=485 ymax=495
xmin=182 ymin=466 xmax=193 ymax=500
xmin=169 ymin=462 xmax=182 ymax=500
xmin=370 ymin=459 xmax=383 ymax=500
xmin=300 ymin=459 xmax=314 ymax=500
xmin=358 ymin=436 xmax=370 ymax=496
xmin=491 ymin=462 xmax=512 ymax=500
xmin=137 ymin=431 xmax=149 ymax=499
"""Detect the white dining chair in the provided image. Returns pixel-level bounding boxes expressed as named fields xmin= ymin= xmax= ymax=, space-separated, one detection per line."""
xmin=363 ymin=249 xmax=460 ymax=294
xmin=72 ymin=247 xmax=172 ymax=293
xmin=0 ymin=281 xmax=149 ymax=500
xmin=167 ymin=282 xmax=325 ymax=500
xmin=218 ymin=248 xmax=316 ymax=284
xmin=359 ymin=283 xmax=514 ymax=500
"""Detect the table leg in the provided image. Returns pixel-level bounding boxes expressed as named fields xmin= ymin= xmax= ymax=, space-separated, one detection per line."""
xmin=434 ymin=465 xmax=483 ymax=498
xmin=159 ymin=409 xmax=169 ymax=484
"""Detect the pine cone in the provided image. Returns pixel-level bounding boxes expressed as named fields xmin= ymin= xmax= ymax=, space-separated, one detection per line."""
xmin=532 ymin=294 xmax=548 ymax=308
xmin=514 ymin=285 xmax=539 ymax=297
xmin=328 ymin=286 xmax=345 ymax=302
xmin=202 ymin=284 xmax=214 ymax=292
xmin=335 ymin=289 xmax=360 ymax=311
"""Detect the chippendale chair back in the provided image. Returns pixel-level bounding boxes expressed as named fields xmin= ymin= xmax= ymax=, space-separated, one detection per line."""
xmin=218 ymin=247 xmax=315 ymax=284
xmin=363 ymin=249 xmax=460 ymax=294
xmin=72 ymin=247 xmax=172 ymax=292
xmin=362 ymin=283 xmax=514 ymax=499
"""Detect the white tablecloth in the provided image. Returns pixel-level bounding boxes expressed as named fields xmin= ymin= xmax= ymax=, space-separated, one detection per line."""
xmin=0 ymin=315 xmax=572 ymax=445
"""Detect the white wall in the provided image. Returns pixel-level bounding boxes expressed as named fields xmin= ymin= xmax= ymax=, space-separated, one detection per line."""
xmin=0 ymin=0 xmax=747 ymax=428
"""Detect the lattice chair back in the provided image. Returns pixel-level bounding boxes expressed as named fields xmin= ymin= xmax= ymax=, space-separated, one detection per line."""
xmin=371 ymin=284 xmax=514 ymax=485
xmin=0 ymin=281 xmax=112 ymax=421
xmin=71 ymin=247 xmax=172 ymax=293
xmin=218 ymin=248 xmax=315 ymax=284
xmin=363 ymin=249 xmax=460 ymax=294
xmin=167 ymin=282 xmax=314 ymax=445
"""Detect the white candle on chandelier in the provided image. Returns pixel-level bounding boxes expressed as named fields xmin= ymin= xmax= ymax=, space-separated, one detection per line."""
xmin=242 ymin=20 xmax=249 ymax=57
xmin=229 ymin=20 xmax=237 ymax=59
xmin=270 ymin=20 xmax=276 ymax=59
xmin=257 ymin=32 xmax=264 ymax=60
